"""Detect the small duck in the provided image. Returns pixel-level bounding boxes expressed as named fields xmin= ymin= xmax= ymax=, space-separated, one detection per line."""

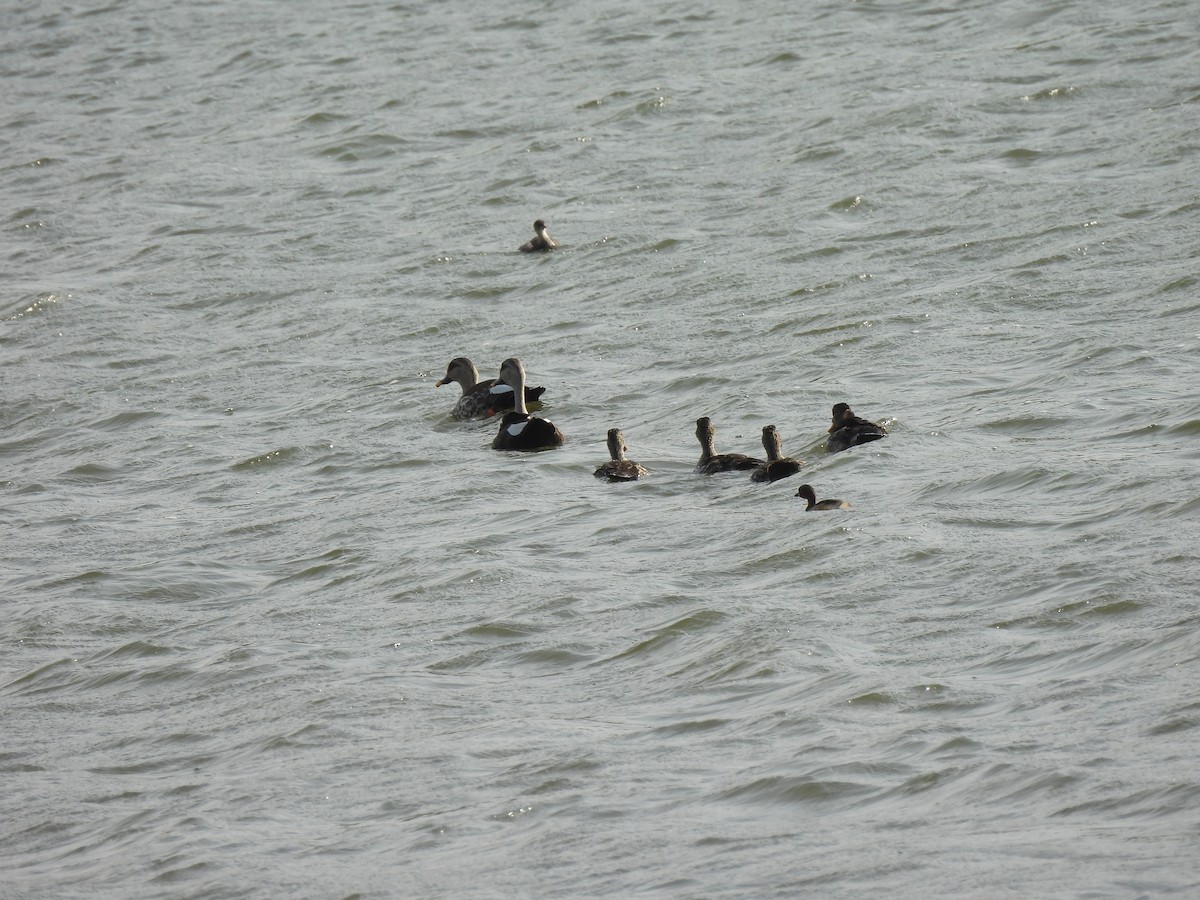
xmin=519 ymin=219 xmax=557 ymax=253
xmin=594 ymin=428 xmax=648 ymax=481
xmin=694 ymin=417 xmax=765 ymax=474
xmin=436 ymin=357 xmax=546 ymax=420
xmin=751 ymin=425 xmax=804 ymax=483
xmin=826 ymin=402 xmax=887 ymax=453
xmin=796 ymin=484 xmax=850 ymax=510
xmin=492 ymin=357 xmax=565 ymax=451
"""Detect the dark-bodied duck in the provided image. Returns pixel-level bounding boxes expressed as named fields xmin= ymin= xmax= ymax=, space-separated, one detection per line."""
xmin=751 ymin=425 xmax=804 ymax=483
xmin=492 ymin=357 xmax=564 ymax=451
xmin=519 ymin=219 xmax=557 ymax=253
xmin=827 ymin=402 xmax=887 ymax=453
xmin=694 ymin=417 xmax=765 ymax=474
xmin=796 ymin=484 xmax=850 ymax=510
xmin=436 ymin=357 xmax=546 ymax=420
xmin=594 ymin=428 xmax=648 ymax=481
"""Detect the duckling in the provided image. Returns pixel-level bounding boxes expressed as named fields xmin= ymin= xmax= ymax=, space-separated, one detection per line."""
xmin=826 ymin=402 xmax=887 ymax=453
xmin=519 ymin=219 xmax=557 ymax=253
xmin=594 ymin=428 xmax=648 ymax=481
xmin=492 ymin=358 xmax=564 ymax=451
xmin=435 ymin=357 xmax=546 ymax=420
xmin=751 ymin=425 xmax=804 ymax=483
xmin=694 ymin=417 xmax=765 ymax=474
xmin=795 ymin=484 xmax=850 ymax=510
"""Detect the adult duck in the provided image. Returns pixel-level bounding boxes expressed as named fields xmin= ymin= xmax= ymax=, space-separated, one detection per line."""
xmin=492 ymin=357 xmax=565 ymax=451
xmin=826 ymin=402 xmax=887 ymax=453
xmin=436 ymin=357 xmax=546 ymax=420
xmin=594 ymin=428 xmax=648 ymax=481
xmin=694 ymin=417 xmax=764 ymax=474
xmin=751 ymin=425 xmax=803 ymax=483
xmin=796 ymin=484 xmax=850 ymax=510
xmin=519 ymin=219 xmax=557 ymax=253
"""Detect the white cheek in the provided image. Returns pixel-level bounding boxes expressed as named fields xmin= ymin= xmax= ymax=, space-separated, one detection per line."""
xmin=507 ymin=421 xmax=528 ymax=437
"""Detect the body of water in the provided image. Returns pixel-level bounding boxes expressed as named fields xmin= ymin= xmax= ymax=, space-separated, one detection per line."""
xmin=4 ymin=0 xmax=1200 ymax=896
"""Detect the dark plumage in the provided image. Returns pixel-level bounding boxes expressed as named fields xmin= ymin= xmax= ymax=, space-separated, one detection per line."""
xmin=519 ymin=219 xmax=557 ymax=253
xmin=491 ymin=358 xmax=564 ymax=452
xmin=436 ymin=357 xmax=546 ymax=420
xmin=826 ymin=402 xmax=887 ymax=453
xmin=594 ymin=428 xmax=648 ymax=481
xmin=751 ymin=425 xmax=804 ymax=483
xmin=796 ymin=484 xmax=850 ymax=510
xmin=694 ymin=417 xmax=765 ymax=474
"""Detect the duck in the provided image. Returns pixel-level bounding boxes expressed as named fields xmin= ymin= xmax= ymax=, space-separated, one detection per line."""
xmin=694 ymin=417 xmax=765 ymax=474
xmin=492 ymin=357 xmax=565 ymax=451
xmin=519 ymin=219 xmax=557 ymax=253
xmin=594 ymin=428 xmax=648 ymax=481
xmin=826 ymin=402 xmax=887 ymax=453
xmin=435 ymin=357 xmax=546 ymax=420
xmin=796 ymin=484 xmax=850 ymax=510
xmin=751 ymin=425 xmax=804 ymax=483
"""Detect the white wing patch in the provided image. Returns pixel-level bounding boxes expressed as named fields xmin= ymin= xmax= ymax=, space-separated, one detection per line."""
xmin=489 ymin=384 xmax=514 ymax=396
xmin=506 ymin=421 xmax=528 ymax=436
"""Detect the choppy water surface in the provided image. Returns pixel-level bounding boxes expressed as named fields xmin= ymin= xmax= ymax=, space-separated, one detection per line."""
xmin=4 ymin=0 xmax=1200 ymax=896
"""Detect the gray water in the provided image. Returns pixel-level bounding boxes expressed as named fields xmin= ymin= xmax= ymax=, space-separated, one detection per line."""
xmin=4 ymin=0 xmax=1200 ymax=897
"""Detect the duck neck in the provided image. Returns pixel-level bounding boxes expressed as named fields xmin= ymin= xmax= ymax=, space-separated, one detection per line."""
xmin=763 ymin=428 xmax=782 ymax=462
xmin=608 ymin=432 xmax=624 ymax=461
xmin=463 ymin=363 xmax=482 ymax=390
xmin=460 ymin=362 xmax=482 ymax=393
xmin=507 ymin=369 xmax=528 ymax=415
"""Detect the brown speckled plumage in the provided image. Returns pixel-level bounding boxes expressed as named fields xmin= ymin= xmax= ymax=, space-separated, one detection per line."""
xmin=594 ymin=428 xmax=648 ymax=481
xmin=436 ymin=357 xmax=546 ymax=420
xmin=694 ymin=417 xmax=765 ymax=474
xmin=751 ymin=425 xmax=803 ymax=483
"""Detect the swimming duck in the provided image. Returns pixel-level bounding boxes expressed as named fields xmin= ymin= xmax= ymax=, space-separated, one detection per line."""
xmin=796 ymin=484 xmax=850 ymax=510
xmin=492 ymin=357 xmax=564 ymax=451
xmin=751 ymin=425 xmax=804 ymax=483
xmin=594 ymin=428 xmax=648 ymax=481
xmin=826 ymin=402 xmax=887 ymax=453
xmin=694 ymin=417 xmax=765 ymax=474
xmin=519 ymin=219 xmax=557 ymax=253
xmin=436 ymin=357 xmax=546 ymax=420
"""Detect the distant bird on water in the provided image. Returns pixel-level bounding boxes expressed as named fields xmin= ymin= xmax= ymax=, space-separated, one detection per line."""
xmin=694 ymin=417 xmax=765 ymax=474
xmin=519 ymin=219 xmax=557 ymax=253
xmin=751 ymin=425 xmax=803 ymax=483
xmin=795 ymin=484 xmax=850 ymax=511
xmin=826 ymin=402 xmax=887 ymax=453
xmin=594 ymin=428 xmax=649 ymax=481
